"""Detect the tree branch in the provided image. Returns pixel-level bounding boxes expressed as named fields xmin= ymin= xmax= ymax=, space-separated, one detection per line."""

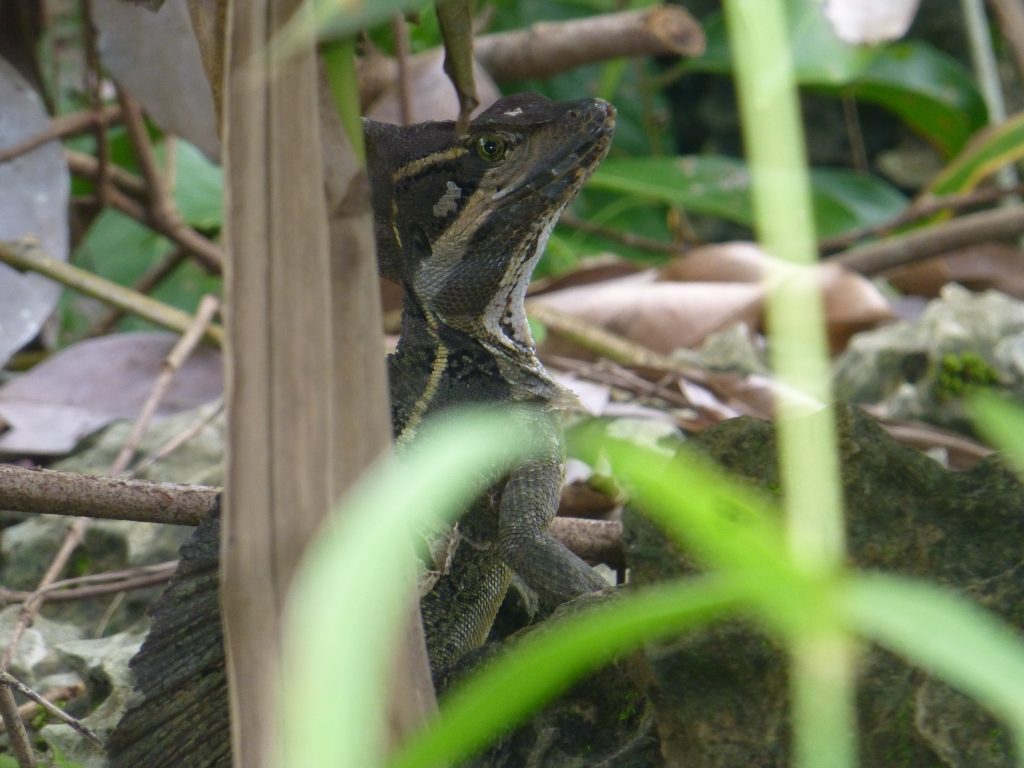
xmin=830 ymin=205 xmax=1024 ymax=275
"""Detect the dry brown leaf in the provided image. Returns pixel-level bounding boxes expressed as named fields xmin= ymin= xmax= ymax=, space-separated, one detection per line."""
xmin=0 ymin=59 xmax=69 ymax=367
xmin=661 ymin=241 xmax=893 ymax=352
xmin=884 ymin=243 xmax=1024 ymax=299
xmin=365 ymin=50 xmax=501 ymax=125
xmin=535 ymin=242 xmax=892 ymax=355
xmin=658 ymin=241 xmax=769 ymax=283
xmin=532 ymin=271 xmax=764 ymax=354
xmin=93 ymin=0 xmax=220 ymax=159
xmin=0 ymin=332 xmax=222 ymax=455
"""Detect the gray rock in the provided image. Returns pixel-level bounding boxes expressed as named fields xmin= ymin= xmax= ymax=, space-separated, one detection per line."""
xmin=834 ymin=286 xmax=1024 ymax=432
xmin=623 ymin=404 xmax=1022 ymax=766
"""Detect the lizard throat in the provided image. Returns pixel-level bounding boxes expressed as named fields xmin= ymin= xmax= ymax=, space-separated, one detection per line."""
xmin=482 ymin=207 xmax=561 ymax=358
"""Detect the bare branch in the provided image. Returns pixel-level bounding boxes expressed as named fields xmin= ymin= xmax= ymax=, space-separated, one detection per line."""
xmin=0 ymin=465 xmax=216 ymax=526
xmin=0 ymin=105 xmax=120 ymax=165
xmin=475 ymin=6 xmax=705 ymax=82
xmin=831 ymin=205 xmax=1024 ymax=275
xmin=0 ymin=239 xmax=224 ymax=346
xmin=0 ymin=672 xmax=101 ymax=747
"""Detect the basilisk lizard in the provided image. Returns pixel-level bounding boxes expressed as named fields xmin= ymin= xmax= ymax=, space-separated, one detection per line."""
xmin=107 ymin=93 xmax=615 ymax=766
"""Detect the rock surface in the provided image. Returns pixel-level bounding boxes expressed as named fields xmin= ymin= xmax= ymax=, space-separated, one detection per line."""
xmin=622 ymin=404 xmax=1021 ymax=767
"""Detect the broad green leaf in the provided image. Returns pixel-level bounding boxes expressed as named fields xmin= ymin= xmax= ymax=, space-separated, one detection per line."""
xmin=809 ymin=168 xmax=908 ymax=238
xmin=280 ymin=409 xmax=539 ymax=768
xmin=169 ymin=140 xmax=223 ymax=230
xmin=926 ymin=111 xmax=1024 ymax=196
xmin=74 ymin=209 xmax=171 ymax=288
xmin=849 ymin=42 xmax=987 ymax=158
xmin=845 ymin=573 xmax=1024 ymax=753
xmin=389 ymin=576 xmax=748 ymax=768
xmin=588 ymin=155 xmax=906 ymax=238
xmin=694 ymin=5 xmax=986 ymax=156
xmin=68 ymin=209 xmax=219 ymax=335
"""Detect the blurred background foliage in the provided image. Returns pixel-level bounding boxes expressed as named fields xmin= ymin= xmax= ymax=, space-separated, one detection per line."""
xmin=46 ymin=0 xmax=1008 ymax=336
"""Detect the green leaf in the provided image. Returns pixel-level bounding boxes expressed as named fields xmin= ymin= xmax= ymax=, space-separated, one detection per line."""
xmin=926 ymin=111 xmax=1024 ymax=196
xmin=568 ymin=425 xmax=822 ymax=636
xmin=74 ymin=209 xmax=171 ymax=287
xmin=693 ymin=4 xmax=986 ymax=156
xmin=845 ymin=573 xmax=1024 ymax=754
xmin=808 ymin=168 xmax=908 ymax=237
xmin=170 ymin=140 xmax=223 ymax=230
xmin=847 ymin=42 xmax=987 ymax=158
xmin=970 ymin=393 xmax=1024 ymax=479
xmin=389 ymin=576 xmax=747 ymax=768
xmin=280 ymin=409 xmax=539 ymax=768
xmin=68 ymin=208 xmax=220 ymax=335
xmin=588 ymin=155 xmax=906 ymax=238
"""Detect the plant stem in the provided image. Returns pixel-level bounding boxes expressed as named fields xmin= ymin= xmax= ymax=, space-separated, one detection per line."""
xmin=721 ymin=1 xmax=853 ymax=766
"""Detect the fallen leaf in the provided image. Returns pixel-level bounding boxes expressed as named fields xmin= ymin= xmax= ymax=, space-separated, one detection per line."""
xmin=532 ymin=270 xmax=764 ymax=354
xmin=0 ymin=332 xmax=222 ymax=455
xmin=536 ymin=242 xmax=892 ymax=355
xmin=365 ymin=50 xmax=501 ymax=125
xmin=884 ymin=243 xmax=1024 ymax=300
xmin=0 ymin=58 xmax=69 ymax=367
xmin=92 ymin=0 xmax=220 ymax=160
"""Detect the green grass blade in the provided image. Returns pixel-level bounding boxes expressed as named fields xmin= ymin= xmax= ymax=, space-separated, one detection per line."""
xmin=971 ymin=393 xmax=1024 ymax=479
xmin=925 ymin=111 xmax=1024 ymax=197
xmin=845 ymin=573 xmax=1024 ymax=755
xmin=389 ymin=576 xmax=749 ymax=768
xmin=279 ymin=409 xmax=538 ymax=768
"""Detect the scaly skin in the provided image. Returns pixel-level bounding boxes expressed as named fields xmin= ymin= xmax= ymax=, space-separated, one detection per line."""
xmin=367 ymin=93 xmax=616 ymax=673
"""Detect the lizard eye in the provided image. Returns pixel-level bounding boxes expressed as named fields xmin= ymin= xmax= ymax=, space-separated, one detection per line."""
xmin=474 ymin=133 xmax=507 ymax=162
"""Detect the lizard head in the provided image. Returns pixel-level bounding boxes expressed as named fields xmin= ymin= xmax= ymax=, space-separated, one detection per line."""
xmin=365 ymin=93 xmax=615 ymax=357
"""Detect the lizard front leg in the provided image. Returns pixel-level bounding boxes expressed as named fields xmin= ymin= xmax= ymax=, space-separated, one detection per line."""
xmin=498 ymin=417 xmax=608 ymax=607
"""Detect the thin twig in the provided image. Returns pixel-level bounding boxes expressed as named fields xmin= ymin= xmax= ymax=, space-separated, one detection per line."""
xmin=829 ymin=204 xmax=1024 ymax=275
xmin=841 ymin=94 xmax=868 ymax=174
xmin=82 ymin=0 xmax=111 ymax=208
xmin=111 ymin=295 xmax=220 ymax=472
xmin=0 ymin=105 xmax=120 ymax=165
xmin=0 ymin=683 xmax=84 ymax=734
xmin=818 ymin=184 xmax=1024 ymax=253
xmin=0 ymin=562 xmax=178 ymax=605
xmin=0 ymin=687 xmax=34 ymax=767
xmin=0 ymin=672 xmax=101 ymax=747
xmin=0 ymin=239 xmax=224 ymax=346
xmin=65 ymin=152 xmax=223 ymax=272
xmin=85 ymin=248 xmax=190 ymax=337
xmin=2 ymin=519 xmax=90 ymax=667
xmin=65 ymin=149 xmax=148 ymax=200
xmin=127 ymin=399 xmax=224 ymax=478
xmin=106 ymin=185 xmax=223 ymax=273
xmin=118 ymin=88 xmax=177 ymax=224
xmin=392 ymin=13 xmax=413 ymax=126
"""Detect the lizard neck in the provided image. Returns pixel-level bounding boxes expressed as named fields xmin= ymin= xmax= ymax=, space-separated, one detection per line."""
xmin=390 ymin=296 xmax=575 ymax=441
